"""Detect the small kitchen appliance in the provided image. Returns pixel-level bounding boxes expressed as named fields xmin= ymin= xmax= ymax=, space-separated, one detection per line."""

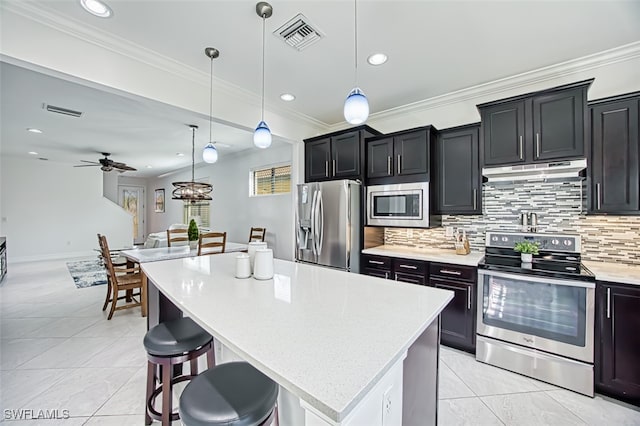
xmin=477 ymin=231 xmax=595 ymax=396
xmin=366 ymin=182 xmax=439 ymax=228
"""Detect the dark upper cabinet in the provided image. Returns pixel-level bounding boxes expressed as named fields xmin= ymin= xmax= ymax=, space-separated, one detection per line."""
xmin=304 ymin=125 xmax=381 ymax=182
xmin=366 ymin=126 xmax=437 ymax=185
xmin=595 ymin=281 xmax=640 ymax=406
xmin=589 ymin=93 xmax=640 ymax=214
xmin=481 ymin=100 xmax=526 ymax=165
xmin=435 ymin=124 xmax=481 ymax=215
xmin=478 ymin=79 xmax=592 ymax=166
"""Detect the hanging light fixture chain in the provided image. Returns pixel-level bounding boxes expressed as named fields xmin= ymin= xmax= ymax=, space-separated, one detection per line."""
xmin=191 ymin=126 xmax=195 ymax=181
xmin=261 ymin=13 xmax=266 ymax=122
xmin=209 ymin=54 xmax=213 ymax=143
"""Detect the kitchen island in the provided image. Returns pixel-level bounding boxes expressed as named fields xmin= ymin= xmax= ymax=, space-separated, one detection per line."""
xmin=142 ymin=253 xmax=453 ymax=426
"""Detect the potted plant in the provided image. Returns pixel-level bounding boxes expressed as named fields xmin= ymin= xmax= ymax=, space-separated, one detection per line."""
xmin=514 ymin=241 xmax=540 ymax=263
xmin=188 ymin=219 xmax=199 ymax=250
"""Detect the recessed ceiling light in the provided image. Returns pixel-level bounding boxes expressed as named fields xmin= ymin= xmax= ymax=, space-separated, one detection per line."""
xmin=27 ymin=128 xmax=42 ymax=134
xmin=28 ymin=151 xmax=38 ymax=155
xmin=80 ymin=0 xmax=113 ymax=18
xmin=280 ymin=93 xmax=296 ymax=102
xmin=176 ymin=152 xmax=184 ymax=157
xmin=146 ymin=165 xmax=153 ymax=169
xmin=367 ymin=53 xmax=388 ymax=66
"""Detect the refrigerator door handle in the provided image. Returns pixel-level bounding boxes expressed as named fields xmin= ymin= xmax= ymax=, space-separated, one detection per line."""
xmin=310 ymin=190 xmax=318 ymax=257
xmin=316 ymin=190 xmax=324 ymax=256
xmin=345 ymin=182 xmax=351 ymax=269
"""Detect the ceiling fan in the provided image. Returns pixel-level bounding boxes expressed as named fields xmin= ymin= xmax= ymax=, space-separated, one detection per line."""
xmin=74 ymin=152 xmax=137 ymax=172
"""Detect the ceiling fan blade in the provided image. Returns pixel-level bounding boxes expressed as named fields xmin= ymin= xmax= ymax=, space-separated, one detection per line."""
xmin=113 ymin=163 xmax=137 ymax=171
xmin=74 ymin=164 xmax=100 ymax=167
xmin=80 ymin=160 xmax=100 ymax=164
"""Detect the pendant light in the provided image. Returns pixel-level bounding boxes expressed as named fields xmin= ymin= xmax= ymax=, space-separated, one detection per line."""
xmin=202 ymin=47 xmax=220 ymax=163
xmin=172 ymin=125 xmax=213 ymax=203
xmin=343 ymin=0 xmax=369 ymax=125
xmin=254 ymin=2 xmax=273 ymax=149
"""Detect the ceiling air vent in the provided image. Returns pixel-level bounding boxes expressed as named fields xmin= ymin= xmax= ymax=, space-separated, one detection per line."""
xmin=43 ymin=103 xmax=83 ymax=118
xmin=274 ymin=13 xmax=324 ymax=51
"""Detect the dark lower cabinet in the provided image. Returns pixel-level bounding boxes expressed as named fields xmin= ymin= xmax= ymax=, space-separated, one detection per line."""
xmin=429 ymin=263 xmax=476 ymax=353
xmin=363 ymin=268 xmax=389 ymax=279
xmin=361 ymin=254 xmax=429 ymax=286
xmin=589 ymin=93 xmax=640 ymax=214
xmin=595 ymin=281 xmax=640 ymax=406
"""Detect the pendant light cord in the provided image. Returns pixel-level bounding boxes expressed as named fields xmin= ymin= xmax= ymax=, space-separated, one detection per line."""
xmin=353 ymin=0 xmax=358 ymax=87
xmin=209 ymin=56 xmax=214 ymax=143
xmin=261 ymin=13 xmax=266 ymax=122
xmin=191 ymin=126 xmax=195 ymax=182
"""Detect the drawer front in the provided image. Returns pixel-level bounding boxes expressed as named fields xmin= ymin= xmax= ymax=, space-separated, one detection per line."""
xmin=395 ymin=272 xmax=427 ymax=286
xmin=363 ymin=268 xmax=390 ymax=280
xmin=429 ymin=262 xmax=476 ymax=282
xmin=362 ymin=254 xmax=391 ymax=270
xmin=392 ymin=257 xmax=427 ymax=275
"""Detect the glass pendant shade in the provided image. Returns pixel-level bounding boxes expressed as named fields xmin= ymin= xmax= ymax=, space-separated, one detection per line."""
xmin=253 ymin=120 xmax=272 ymax=149
xmin=202 ymin=143 xmax=218 ymax=163
xmin=344 ymin=87 xmax=369 ymax=125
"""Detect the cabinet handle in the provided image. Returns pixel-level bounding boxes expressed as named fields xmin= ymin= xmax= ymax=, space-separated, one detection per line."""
xmin=399 ymin=264 xmax=418 ymax=270
xmin=467 ymin=288 xmax=471 ymax=310
xmin=596 ymin=183 xmax=601 ymax=210
xmin=397 ymin=155 xmax=401 ymax=173
xmin=394 ymin=273 xmax=398 ymax=281
xmin=536 ymin=133 xmax=540 ymax=158
xmin=368 ymin=260 xmax=384 ymax=265
xmin=387 ymin=156 xmax=392 ymax=175
xmin=440 ymin=269 xmax=462 ymax=276
xmin=325 ymin=160 xmax=329 ymax=177
xmin=519 ymin=136 xmax=524 ymax=160
xmin=606 ymin=287 xmax=611 ymax=319
xmin=473 ymin=189 xmax=477 ymax=210
xmin=332 ymin=159 xmax=336 ymax=176
xmin=384 ymin=272 xmax=389 ymax=279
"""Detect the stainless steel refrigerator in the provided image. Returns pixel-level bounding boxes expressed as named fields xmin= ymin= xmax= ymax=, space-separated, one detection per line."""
xmin=295 ymin=180 xmax=361 ymax=273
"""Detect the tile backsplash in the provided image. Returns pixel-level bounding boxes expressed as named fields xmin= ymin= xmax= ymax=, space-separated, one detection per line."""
xmin=384 ymin=177 xmax=640 ymax=266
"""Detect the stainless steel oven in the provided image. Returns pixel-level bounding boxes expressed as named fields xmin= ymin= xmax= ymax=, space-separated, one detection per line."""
xmin=476 ymin=231 xmax=596 ymax=396
xmin=366 ymin=182 xmax=431 ymax=228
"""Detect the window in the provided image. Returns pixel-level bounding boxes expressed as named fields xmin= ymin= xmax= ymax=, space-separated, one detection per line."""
xmin=183 ymin=202 xmax=210 ymax=228
xmin=250 ymin=164 xmax=291 ymax=196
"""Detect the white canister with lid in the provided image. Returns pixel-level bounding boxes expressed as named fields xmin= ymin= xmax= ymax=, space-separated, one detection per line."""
xmin=247 ymin=242 xmax=267 ymax=271
xmin=253 ymin=248 xmax=274 ymax=280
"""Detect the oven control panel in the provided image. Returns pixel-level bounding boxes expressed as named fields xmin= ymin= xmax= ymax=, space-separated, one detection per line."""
xmin=485 ymin=231 xmax=580 ymax=252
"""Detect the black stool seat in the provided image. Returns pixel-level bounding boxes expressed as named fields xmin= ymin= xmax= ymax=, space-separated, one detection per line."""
xmin=144 ymin=317 xmax=212 ymax=356
xmin=179 ymin=362 xmax=279 ymax=426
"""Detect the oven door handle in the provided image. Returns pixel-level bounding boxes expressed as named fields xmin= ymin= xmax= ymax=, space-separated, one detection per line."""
xmin=478 ymin=269 xmax=595 ymax=289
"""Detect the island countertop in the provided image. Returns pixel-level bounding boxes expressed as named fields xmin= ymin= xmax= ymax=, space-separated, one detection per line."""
xmin=141 ymin=253 xmax=453 ymax=423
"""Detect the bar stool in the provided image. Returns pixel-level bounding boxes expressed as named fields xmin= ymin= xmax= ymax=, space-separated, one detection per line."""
xmin=179 ymin=361 xmax=279 ymax=426
xmin=143 ymin=317 xmax=215 ymax=426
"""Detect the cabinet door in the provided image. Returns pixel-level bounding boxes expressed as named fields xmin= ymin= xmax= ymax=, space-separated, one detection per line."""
xmin=394 ymin=272 xmax=426 ymax=286
xmin=394 ymin=130 xmax=428 ymax=176
xmin=332 ymin=131 xmax=360 ymax=178
xmin=436 ymin=126 xmax=481 ymax=214
xmin=590 ymin=98 xmax=639 ymax=213
xmin=367 ymin=137 xmax=394 ymax=179
xmin=596 ymin=283 xmax=640 ymax=403
xmin=432 ymin=278 xmax=475 ymax=352
xmin=305 ymin=138 xmax=331 ymax=182
xmin=533 ymin=88 xmax=585 ymax=161
xmin=481 ymin=100 xmax=526 ymax=165
xmin=363 ymin=268 xmax=390 ymax=279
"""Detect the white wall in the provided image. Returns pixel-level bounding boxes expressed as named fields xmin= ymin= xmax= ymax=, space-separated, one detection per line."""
xmin=0 ymin=157 xmax=133 ymax=262
xmin=147 ymin=143 xmax=295 ymax=260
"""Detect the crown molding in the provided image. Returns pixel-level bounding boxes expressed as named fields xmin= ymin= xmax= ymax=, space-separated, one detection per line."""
xmin=2 ymin=1 xmax=329 ymax=131
xmin=365 ymin=41 xmax=640 ymax=124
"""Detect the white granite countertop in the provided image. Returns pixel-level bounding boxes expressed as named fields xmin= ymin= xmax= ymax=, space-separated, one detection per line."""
xmin=121 ymin=242 xmax=247 ymax=263
xmin=362 ymin=245 xmax=485 ymax=267
xmin=141 ymin=253 xmax=453 ymax=422
xmin=583 ymin=261 xmax=640 ymax=286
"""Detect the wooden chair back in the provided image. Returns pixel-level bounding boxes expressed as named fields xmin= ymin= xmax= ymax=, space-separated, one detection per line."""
xmin=98 ymin=234 xmax=145 ymax=319
xmin=248 ymin=227 xmax=266 ymax=243
xmin=198 ymin=232 xmax=227 ymax=256
xmin=167 ymin=228 xmax=188 ymax=247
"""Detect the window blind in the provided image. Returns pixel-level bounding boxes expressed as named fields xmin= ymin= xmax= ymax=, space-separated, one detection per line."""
xmin=252 ymin=164 xmax=291 ymax=196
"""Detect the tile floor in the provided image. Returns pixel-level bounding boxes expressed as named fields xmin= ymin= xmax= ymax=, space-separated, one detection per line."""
xmin=1 ymin=258 xmax=639 ymax=425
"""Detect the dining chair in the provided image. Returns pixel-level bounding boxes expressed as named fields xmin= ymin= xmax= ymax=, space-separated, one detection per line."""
xmin=167 ymin=228 xmax=188 ymax=247
xmin=98 ymin=234 xmax=146 ymax=319
xmin=198 ymin=232 xmax=227 ymax=256
xmin=248 ymin=227 xmax=266 ymax=243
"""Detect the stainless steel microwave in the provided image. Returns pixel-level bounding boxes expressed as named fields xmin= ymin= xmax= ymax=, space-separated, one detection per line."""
xmin=366 ymin=182 xmax=432 ymax=228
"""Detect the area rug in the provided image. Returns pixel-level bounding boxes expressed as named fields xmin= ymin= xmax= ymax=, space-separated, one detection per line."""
xmin=67 ymin=259 xmax=107 ymax=289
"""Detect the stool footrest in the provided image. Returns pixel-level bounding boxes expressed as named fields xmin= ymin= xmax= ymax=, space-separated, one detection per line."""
xmin=147 ymin=374 xmax=196 ymax=423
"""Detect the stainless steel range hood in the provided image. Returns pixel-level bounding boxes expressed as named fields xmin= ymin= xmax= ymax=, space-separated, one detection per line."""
xmin=482 ymin=159 xmax=587 ymax=182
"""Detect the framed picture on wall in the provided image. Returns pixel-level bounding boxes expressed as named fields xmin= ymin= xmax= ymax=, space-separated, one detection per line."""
xmin=154 ymin=189 xmax=165 ymax=213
